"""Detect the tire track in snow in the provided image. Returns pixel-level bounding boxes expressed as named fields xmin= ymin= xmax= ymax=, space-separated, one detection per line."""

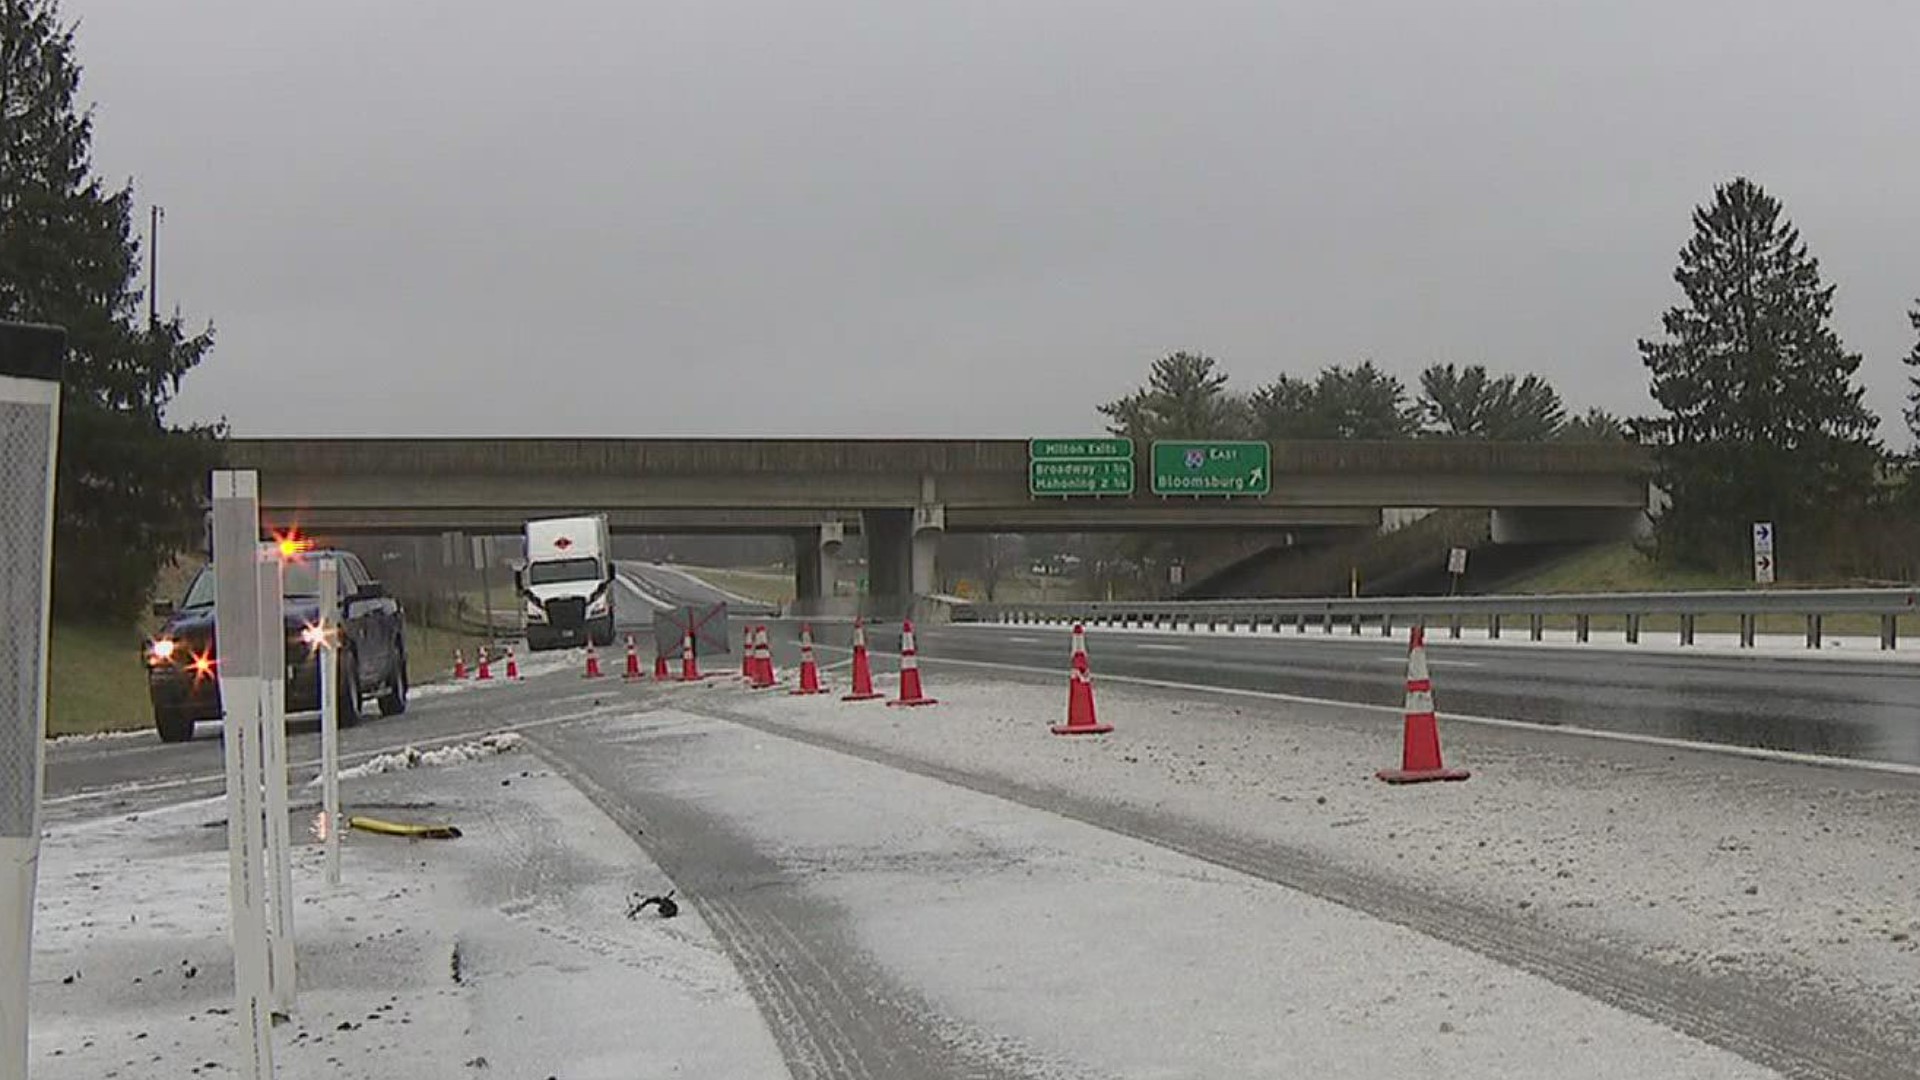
xmin=525 ymin=721 xmax=1066 ymax=1080
xmin=673 ymin=698 xmax=1912 ymax=1080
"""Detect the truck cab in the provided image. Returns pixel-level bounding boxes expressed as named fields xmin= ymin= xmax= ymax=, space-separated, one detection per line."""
xmin=519 ymin=515 xmax=616 ymax=650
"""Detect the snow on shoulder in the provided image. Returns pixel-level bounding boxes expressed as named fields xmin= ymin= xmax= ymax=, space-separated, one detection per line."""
xmin=316 ymin=732 xmax=524 ymax=784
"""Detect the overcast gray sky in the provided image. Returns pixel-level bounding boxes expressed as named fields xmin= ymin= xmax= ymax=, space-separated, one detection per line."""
xmin=62 ymin=0 xmax=1920 ymax=439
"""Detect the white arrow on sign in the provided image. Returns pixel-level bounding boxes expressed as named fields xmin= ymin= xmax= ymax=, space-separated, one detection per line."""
xmin=1250 ymin=466 xmax=1265 ymax=486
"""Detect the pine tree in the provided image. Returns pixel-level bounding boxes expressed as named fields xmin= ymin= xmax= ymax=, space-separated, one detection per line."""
xmin=1250 ymin=362 xmax=1419 ymax=440
xmin=1418 ymin=363 xmax=1566 ymax=440
xmin=1555 ymin=407 xmax=1626 ymax=442
xmin=1098 ymin=352 xmax=1249 ymax=441
xmin=1637 ymin=178 xmax=1879 ymax=572
xmin=1 ymin=0 xmax=221 ymax=620
xmin=1903 ymin=301 xmax=1920 ymax=449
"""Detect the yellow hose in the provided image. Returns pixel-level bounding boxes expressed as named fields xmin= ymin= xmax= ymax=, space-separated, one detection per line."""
xmin=347 ymin=815 xmax=462 ymax=840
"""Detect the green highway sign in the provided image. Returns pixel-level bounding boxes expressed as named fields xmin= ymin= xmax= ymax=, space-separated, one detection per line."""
xmin=1031 ymin=458 xmax=1134 ymax=495
xmin=1029 ymin=437 xmax=1134 ymax=497
xmin=1150 ymin=440 xmax=1271 ymax=496
xmin=1029 ymin=437 xmax=1131 ymax=460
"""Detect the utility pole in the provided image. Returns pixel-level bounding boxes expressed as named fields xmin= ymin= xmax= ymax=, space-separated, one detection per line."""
xmin=148 ymin=205 xmax=164 ymax=327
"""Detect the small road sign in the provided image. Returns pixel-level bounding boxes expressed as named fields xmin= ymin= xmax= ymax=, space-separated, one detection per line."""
xmin=1150 ymin=441 xmax=1272 ymax=497
xmin=1753 ymin=522 xmax=1776 ymax=585
xmin=1029 ymin=438 xmax=1134 ymax=497
xmin=1448 ymin=547 xmax=1469 ymax=575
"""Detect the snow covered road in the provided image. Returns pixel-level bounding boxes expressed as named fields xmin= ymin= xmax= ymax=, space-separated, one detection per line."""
xmin=30 ymin=653 xmax=1920 ymax=1078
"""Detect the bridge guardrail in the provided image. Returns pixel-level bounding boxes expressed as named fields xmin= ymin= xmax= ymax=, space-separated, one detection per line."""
xmin=962 ymin=588 xmax=1920 ymax=651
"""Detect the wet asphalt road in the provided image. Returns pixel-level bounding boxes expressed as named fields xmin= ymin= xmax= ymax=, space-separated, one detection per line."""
xmin=48 ymin=569 xmax=1920 ymax=820
xmin=794 ymin=621 xmax=1920 ymax=768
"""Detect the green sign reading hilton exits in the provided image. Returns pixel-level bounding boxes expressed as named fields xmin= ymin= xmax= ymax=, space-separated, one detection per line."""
xmin=1028 ymin=438 xmax=1134 ymax=496
xmin=1150 ymin=440 xmax=1271 ymax=496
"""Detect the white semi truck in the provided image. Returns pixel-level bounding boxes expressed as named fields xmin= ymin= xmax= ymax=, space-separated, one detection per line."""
xmin=518 ymin=515 xmax=616 ymax=650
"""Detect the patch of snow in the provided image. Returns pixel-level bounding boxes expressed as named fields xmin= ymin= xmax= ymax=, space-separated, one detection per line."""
xmin=47 ymin=728 xmax=150 ymax=744
xmin=715 ymin=669 xmax=1920 ymax=1044
xmin=29 ymin=755 xmax=787 ymax=1078
xmin=318 ymin=732 xmax=524 ymax=784
xmin=585 ymin=709 xmax=1779 ymax=1079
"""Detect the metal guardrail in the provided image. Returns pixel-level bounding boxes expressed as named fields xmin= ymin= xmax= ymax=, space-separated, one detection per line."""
xmin=963 ymin=588 xmax=1920 ymax=650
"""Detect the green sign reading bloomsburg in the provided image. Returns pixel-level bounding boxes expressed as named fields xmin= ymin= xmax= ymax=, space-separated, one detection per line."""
xmin=1029 ymin=438 xmax=1134 ymax=496
xmin=1150 ymin=440 xmax=1271 ymax=496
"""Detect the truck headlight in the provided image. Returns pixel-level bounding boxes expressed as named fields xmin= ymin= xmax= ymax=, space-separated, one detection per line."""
xmin=587 ymin=596 xmax=609 ymax=616
xmin=525 ymin=601 xmax=547 ymax=622
xmin=146 ymin=638 xmax=177 ymax=665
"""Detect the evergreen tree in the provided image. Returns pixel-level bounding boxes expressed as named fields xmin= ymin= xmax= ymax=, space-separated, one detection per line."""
xmin=1098 ymin=351 xmax=1249 ymax=441
xmin=1555 ymin=407 xmax=1626 ymax=442
xmin=1 ymin=0 xmax=221 ymax=620
xmin=1250 ymin=362 xmax=1419 ymax=440
xmin=1418 ymin=363 xmax=1566 ymax=440
xmin=1903 ymin=300 xmax=1920 ymax=449
xmin=1636 ymin=178 xmax=1879 ymax=572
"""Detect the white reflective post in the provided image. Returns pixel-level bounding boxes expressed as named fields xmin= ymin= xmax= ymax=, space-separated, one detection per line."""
xmin=318 ymin=557 xmax=341 ymax=885
xmin=0 ymin=323 xmax=64 ymax=1080
xmin=256 ymin=543 xmax=295 ymax=1011
xmin=212 ymin=471 xmax=275 ymax=1079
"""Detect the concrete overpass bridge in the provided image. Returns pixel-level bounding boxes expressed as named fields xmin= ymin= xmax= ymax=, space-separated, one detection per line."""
xmin=222 ymin=437 xmax=1650 ymax=606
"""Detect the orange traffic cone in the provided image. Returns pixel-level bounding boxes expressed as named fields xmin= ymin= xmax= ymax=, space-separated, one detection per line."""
xmin=653 ymin=647 xmax=670 ymax=681
xmin=1377 ymin=624 xmax=1470 ymax=784
xmin=740 ymin=626 xmax=756 ymax=680
xmin=583 ymin=641 xmax=604 ymax=680
xmin=1052 ymin=624 xmax=1112 ymax=735
xmin=476 ymin=645 xmax=493 ymax=682
xmin=750 ymin=625 xmax=777 ymax=689
xmin=623 ymin=635 xmax=643 ymax=680
xmin=504 ymin=647 xmax=522 ymax=681
xmin=453 ymin=649 xmax=468 ymax=681
xmin=842 ymin=617 xmax=882 ymax=701
xmin=889 ymin=619 xmax=937 ymax=707
xmin=791 ymin=623 xmax=828 ymax=695
xmin=680 ymin=629 xmax=704 ymax=682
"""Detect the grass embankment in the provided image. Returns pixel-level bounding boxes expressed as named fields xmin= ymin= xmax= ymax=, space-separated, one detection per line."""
xmin=48 ymin=618 xmax=496 ymax=738
xmin=1497 ymin=542 xmax=1913 ymax=639
xmin=48 ymin=622 xmax=150 ymax=737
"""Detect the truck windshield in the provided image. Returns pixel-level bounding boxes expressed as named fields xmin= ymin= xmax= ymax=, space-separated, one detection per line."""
xmin=179 ymin=563 xmax=323 ymax=608
xmin=528 ymin=558 xmax=603 ymax=586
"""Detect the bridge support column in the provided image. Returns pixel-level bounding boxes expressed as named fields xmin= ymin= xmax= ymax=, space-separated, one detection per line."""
xmin=911 ymin=504 xmax=945 ymax=598
xmin=793 ymin=522 xmax=844 ymax=616
xmin=862 ymin=509 xmax=913 ymax=618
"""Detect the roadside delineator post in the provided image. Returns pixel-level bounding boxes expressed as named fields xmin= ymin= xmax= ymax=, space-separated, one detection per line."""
xmin=475 ymin=645 xmax=493 ymax=682
xmin=889 ymin=619 xmax=937 ymax=707
xmin=1377 ymin=624 xmax=1470 ymax=784
xmin=452 ymin=649 xmax=468 ymax=681
xmin=842 ymin=617 xmax=883 ymax=702
xmin=792 ymin=623 xmax=828 ymax=695
xmin=1051 ymin=623 xmax=1112 ymax=735
xmin=2 ymin=324 xmax=64 ymax=1080
xmin=582 ymin=641 xmax=604 ymax=680
xmin=623 ymin=634 xmax=643 ymax=680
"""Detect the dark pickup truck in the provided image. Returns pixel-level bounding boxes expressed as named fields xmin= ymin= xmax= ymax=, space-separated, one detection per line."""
xmin=144 ymin=549 xmax=409 ymax=742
